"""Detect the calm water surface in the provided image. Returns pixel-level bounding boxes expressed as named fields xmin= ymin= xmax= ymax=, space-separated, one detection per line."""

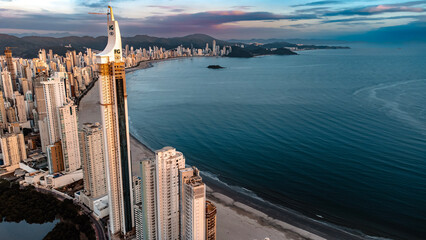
xmin=127 ymin=44 xmax=426 ymax=239
xmin=0 ymin=220 xmax=58 ymax=240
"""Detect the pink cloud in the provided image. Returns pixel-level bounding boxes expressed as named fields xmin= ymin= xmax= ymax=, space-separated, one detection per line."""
xmin=363 ymin=5 xmax=424 ymax=13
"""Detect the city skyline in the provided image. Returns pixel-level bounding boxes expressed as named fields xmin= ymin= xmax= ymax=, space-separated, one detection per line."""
xmin=1 ymin=0 xmax=426 ymax=41
xmin=0 ymin=2 xmax=424 ymax=240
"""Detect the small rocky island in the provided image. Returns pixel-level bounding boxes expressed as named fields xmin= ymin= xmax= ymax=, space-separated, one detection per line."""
xmin=207 ymin=65 xmax=225 ymax=69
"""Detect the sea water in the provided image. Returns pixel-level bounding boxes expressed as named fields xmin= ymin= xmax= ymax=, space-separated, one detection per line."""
xmin=127 ymin=44 xmax=426 ymax=239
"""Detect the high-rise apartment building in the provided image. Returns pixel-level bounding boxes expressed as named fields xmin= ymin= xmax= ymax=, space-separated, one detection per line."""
xmin=34 ymin=72 xmax=48 ymax=122
xmin=155 ymin=147 xmax=185 ymax=240
xmin=133 ymin=176 xmax=143 ymax=240
xmin=15 ymin=92 xmax=27 ymax=123
xmin=205 ymin=201 xmax=217 ymax=240
xmin=96 ymin=6 xmax=133 ymax=235
xmin=4 ymin=48 xmax=17 ymax=91
xmin=0 ymin=92 xmax=7 ymax=128
xmin=80 ymin=122 xmax=107 ymax=198
xmin=212 ymin=40 xmax=216 ymax=55
xmin=58 ymin=102 xmax=80 ymax=172
xmin=47 ymin=141 xmax=64 ymax=173
xmin=133 ymin=176 xmax=142 ymax=205
xmin=180 ymin=167 xmax=206 ymax=240
xmin=6 ymin=106 xmax=16 ymax=123
xmin=136 ymin=159 xmax=158 ymax=240
xmin=38 ymin=118 xmax=49 ymax=153
xmin=1 ymin=70 xmax=14 ymax=100
xmin=42 ymin=76 xmax=66 ymax=144
xmin=0 ymin=132 xmax=26 ymax=166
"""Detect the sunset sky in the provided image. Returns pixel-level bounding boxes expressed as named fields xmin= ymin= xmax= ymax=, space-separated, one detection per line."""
xmin=1 ymin=0 xmax=425 ymax=40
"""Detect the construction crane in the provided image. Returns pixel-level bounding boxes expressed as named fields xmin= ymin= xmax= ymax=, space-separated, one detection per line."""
xmin=88 ymin=12 xmax=107 ymax=15
xmin=88 ymin=11 xmax=108 ymax=21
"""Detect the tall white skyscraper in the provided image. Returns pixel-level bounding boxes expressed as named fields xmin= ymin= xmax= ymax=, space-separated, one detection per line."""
xmin=80 ymin=122 xmax=107 ymax=198
xmin=58 ymin=102 xmax=81 ymax=172
xmin=155 ymin=147 xmax=186 ymax=240
xmin=42 ymin=76 xmax=66 ymax=144
xmin=136 ymin=159 xmax=158 ymax=240
xmin=136 ymin=147 xmax=207 ymax=240
xmin=212 ymin=40 xmax=216 ymax=55
xmin=180 ymin=167 xmax=206 ymax=240
xmin=96 ymin=6 xmax=134 ymax=235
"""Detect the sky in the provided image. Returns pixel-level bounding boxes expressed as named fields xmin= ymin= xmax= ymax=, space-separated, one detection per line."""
xmin=0 ymin=0 xmax=425 ymax=40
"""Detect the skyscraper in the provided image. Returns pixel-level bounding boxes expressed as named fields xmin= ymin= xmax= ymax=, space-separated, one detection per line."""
xmin=80 ymin=122 xmax=107 ymax=198
xmin=4 ymin=47 xmax=17 ymax=91
xmin=0 ymin=92 xmax=7 ymax=129
xmin=38 ymin=118 xmax=49 ymax=153
xmin=155 ymin=147 xmax=185 ymax=240
xmin=15 ymin=92 xmax=27 ymax=123
xmin=6 ymin=106 xmax=16 ymax=123
xmin=0 ymin=132 xmax=26 ymax=166
xmin=42 ymin=76 xmax=66 ymax=144
xmin=96 ymin=6 xmax=133 ymax=235
xmin=34 ymin=72 xmax=48 ymax=123
xmin=1 ymin=70 xmax=14 ymax=100
xmin=212 ymin=40 xmax=216 ymax=56
xmin=47 ymin=141 xmax=64 ymax=173
xmin=58 ymin=102 xmax=80 ymax=172
xmin=180 ymin=167 xmax=206 ymax=240
xmin=136 ymin=158 xmax=158 ymax=240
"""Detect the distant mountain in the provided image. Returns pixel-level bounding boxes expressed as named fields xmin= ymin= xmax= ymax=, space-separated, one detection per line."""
xmin=0 ymin=33 xmax=228 ymax=58
xmin=228 ymin=38 xmax=350 ymax=45
xmin=262 ymin=42 xmax=349 ymax=50
xmin=226 ymin=45 xmax=297 ymax=58
xmin=12 ymin=32 xmax=77 ymax=38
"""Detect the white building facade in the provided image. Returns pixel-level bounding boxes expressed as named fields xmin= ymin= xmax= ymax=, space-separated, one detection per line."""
xmin=58 ymin=103 xmax=81 ymax=172
xmin=96 ymin=6 xmax=134 ymax=235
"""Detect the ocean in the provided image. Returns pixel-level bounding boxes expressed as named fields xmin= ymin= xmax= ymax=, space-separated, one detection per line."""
xmin=126 ymin=44 xmax=426 ymax=239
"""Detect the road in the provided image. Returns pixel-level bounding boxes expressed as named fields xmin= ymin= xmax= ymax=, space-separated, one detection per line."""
xmin=35 ymin=185 xmax=107 ymax=240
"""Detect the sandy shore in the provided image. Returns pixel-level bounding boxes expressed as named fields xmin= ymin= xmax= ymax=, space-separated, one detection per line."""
xmin=78 ymin=61 xmax=361 ymax=240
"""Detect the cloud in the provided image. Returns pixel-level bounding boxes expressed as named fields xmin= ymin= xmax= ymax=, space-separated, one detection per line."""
xmin=325 ymin=1 xmax=426 ymax=16
xmin=295 ymin=7 xmax=331 ymax=14
xmin=147 ymin=5 xmax=184 ymax=12
xmin=2 ymin=2 xmax=426 ymax=40
xmin=0 ymin=8 xmax=318 ymax=37
xmin=231 ymin=6 xmax=254 ymax=10
xmin=140 ymin=11 xmax=318 ymax=27
xmin=76 ymin=0 xmax=108 ymax=8
xmin=337 ymin=20 xmax=426 ymax=42
xmin=322 ymin=15 xmax=421 ymax=23
xmin=293 ymin=1 xmax=342 ymax=7
xmin=0 ymin=8 xmax=104 ymax=34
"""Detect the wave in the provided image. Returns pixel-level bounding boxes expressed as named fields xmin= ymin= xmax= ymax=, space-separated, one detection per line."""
xmin=200 ymin=171 xmax=267 ymax=203
xmin=200 ymin=170 xmax=393 ymax=240
xmin=353 ymin=79 xmax=426 ymax=135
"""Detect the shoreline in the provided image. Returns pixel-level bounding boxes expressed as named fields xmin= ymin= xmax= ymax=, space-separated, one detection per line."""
xmin=78 ymin=58 xmax=365 ymax=240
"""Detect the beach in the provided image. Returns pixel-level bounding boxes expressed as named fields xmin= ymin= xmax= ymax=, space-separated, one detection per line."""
xmin=78 ymin=60 xmax=357 ymax=240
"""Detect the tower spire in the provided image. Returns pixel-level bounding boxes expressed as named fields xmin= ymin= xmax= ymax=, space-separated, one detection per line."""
xmin=108 ymin=6 xmax=114 ymax=21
